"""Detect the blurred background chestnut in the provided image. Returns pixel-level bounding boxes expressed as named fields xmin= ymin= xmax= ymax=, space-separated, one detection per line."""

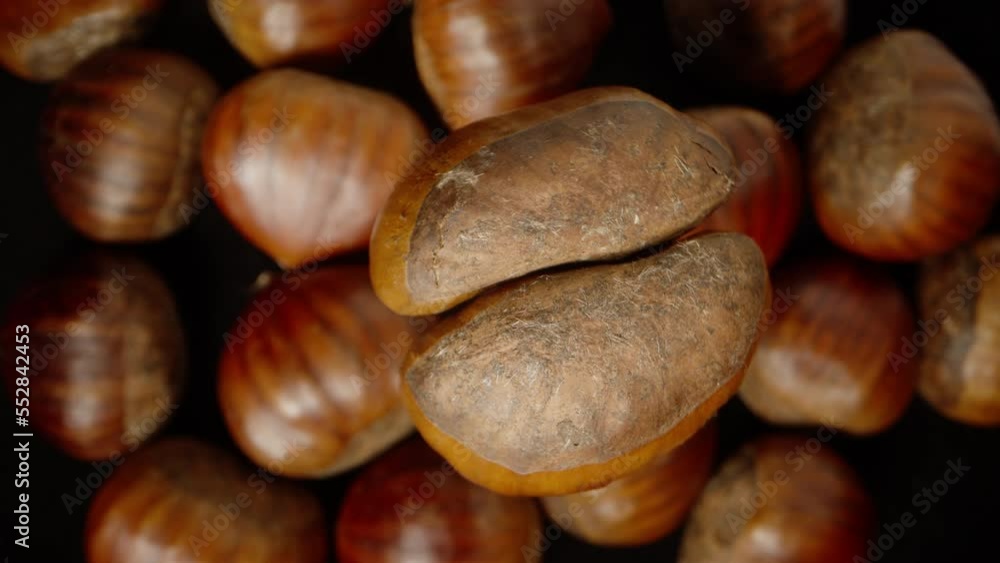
xmin=679 ymin=434 xmax=873 ymax=563
xmin=808 ymin=30 xmax=1000 ymax=261
xmin=209 ymin=0 xmax=397 ymax=68
xmin=917 ymin=235 xmax=1000 ymax=426
xmin=40 ymin=49 xmax=218 ymax=242
xmin=337 ymin=437 xmax=542 ymax=563
xmin=86 ymin=437 xmax=327 ymax=563
xmin=219 ymin=266 xmax=417 ymax=478
xmin=2 ymin=252 xmax=185 ymax=460
xmin=688 ymin=106 xmax=803 ymax=266
xmin=541 ymin=421 xmax=717 ymax=547
xmin=0 ymin=0 xmax=163 ymax=81
xmin=413 ymin=0 xmax=612 ymax=128
xmin=740 ymin=254 xmax=917 ymax=434
xmin=202 ymin=68 xmax=427 ymax=269
xmin=664 ymin=0 xmax=846 ymax=95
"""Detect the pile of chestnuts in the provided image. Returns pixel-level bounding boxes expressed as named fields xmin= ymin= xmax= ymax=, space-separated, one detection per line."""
xmin=1 ymin=1 xmax=998 ymax=562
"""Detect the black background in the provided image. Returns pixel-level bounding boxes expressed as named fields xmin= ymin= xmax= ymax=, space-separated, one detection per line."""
xmin=2 ymin=0 xmax=999 ymax=561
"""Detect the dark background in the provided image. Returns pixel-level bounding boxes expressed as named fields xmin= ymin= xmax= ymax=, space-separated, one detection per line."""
xmin=2 ymin=0 xmax=999 ymax=561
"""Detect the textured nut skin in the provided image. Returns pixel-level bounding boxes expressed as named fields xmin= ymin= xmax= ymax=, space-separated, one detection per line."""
xmin=688 ymin=106 xmax=803 ymax=266
xmin=679 ymin=434 xmax=873 ymax=563
xmin=337 ymin=438 xmax=542 ymax=563
xmin=404 ymin=233 xmax=769 ymax=496
xmin=808 ymin=30 xmax=1000 ymax=261
xmin=2 ymin=252 xmax=185 ymax=460
xmin=918 ymin=236 xmax=1000 ymax=426
xmin=86 ymin=437 xmax=327 ymax=563
xmin=40 ymin=49 xmax=218 ymax=242
xmin=0 ymin=0 xmax=162 ymax=81
xmin=413 ymin=0 xmax=611 ymax=128
xmin=664 ymin=0 xmax=846 ymax=94
xmin=371 ymin=86 xmax=737 ymax=316
xmin=218 ymin=266 xmax=417 ymax=478
xmin=740 ymin=254 xmax=917 ymax=435
xmin=541 ymin=421 xmax=718 ymax=547
xmin=203 ymin=69 xmax=427 ymax=269
xmin=209 ymin=0 xmax=394 ymax=68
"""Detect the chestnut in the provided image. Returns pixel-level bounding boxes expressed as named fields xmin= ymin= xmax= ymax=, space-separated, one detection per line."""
xmin=740 ymin=254 xmax=916 ymax=434
xmin=40 ymin=49 xmax=218 ymax=242
xmin=202 ymin=68 xmax=427 ymax=269
xmin=917 ymin=235 xmax=1000 ymax=426
xmin=688 ymin=106 xmax=803 ymax=266
xmin=209 ymin=0 xmax=398 ymax=68
xmin=808 ymin=30 xmax=1000 ymax=261
xmin=371 ymin=86 xmax=737 ymax=316
xmin=403 ymin=233 xmax=769 ymax=496
xmin=337 ymin=437 xmax=541 ymax=563
xmin=541 ymin=421 xmax=718 ymax=547
xmin=2 ymin=252 xmax=185 ymax=460
xmin=664 ymin=0 xmax=846 ymax=94
xmin=218 ymin=266 xmax=418 ymax=478
xmin=679 ymin=434 xmax=873 ymax=562
xmin=0 ymin=0 xmax=163 ymax=81
xmin=413 ymin=0 xmax=612 ymax=128
xmin=86 ymin=437 xmax=327 ymax=563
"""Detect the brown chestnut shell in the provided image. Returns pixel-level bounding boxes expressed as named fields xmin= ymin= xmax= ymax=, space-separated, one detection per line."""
xmin=218 ymin=266 xmax=417 ymax=478
xmin=413 ymin=0 xmax=612 ymax=128
xmin=371 ymin=86 xmax=737 ymax=315
xmin=808 ymin=30 xmax=1000 ymax=261
xmin=403 ymin=233 xmax=769 ymax=496
xmin=40 ymin=49 xmax=218 ymax=242
xmin=202 ymin=68 xmax=428 ymax=269
xmin=3 ymin=252 xmax=185 ymax=460
xmin=85 ymin=437 xmax=327 ymax=563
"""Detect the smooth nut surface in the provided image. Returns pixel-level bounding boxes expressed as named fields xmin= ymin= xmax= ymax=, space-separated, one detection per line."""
xmin=372 ymin=86 xmax=736 ymax=315
xmin=740 ymin=254 xmax=916 ymax=435
xmin=218 ymin=266 xmax=418 ymax=478
xmin=917 ymin=235 xmax=1000 ymax=426
xmin=403 ymin=233 xmax=769 ymax=496
xmin=203 ymin=69 xmax=427 ymax=269
xmin=809 ymin=30 xmax=1000 ymax=261
xmin=413 ymin=0 xmax=612 ymax=128
xmin=679 ymin=434 xmax=873 ymax=563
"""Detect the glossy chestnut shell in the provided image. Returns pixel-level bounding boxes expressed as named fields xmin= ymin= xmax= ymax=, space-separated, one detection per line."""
xmin=40 ymin=49 xmax=218 ymax=241
xmin=86 ymin=437 xmax=327 ymax=563
xmin=218 ymin=266 xmax=418 ymax=478
xmin=3 ymin=252 xmax=185 ymax=460
xmin=740 ymin=254 xmax=917 ymax=434
xmin=337 ymin=438 xmax=542 ymax=562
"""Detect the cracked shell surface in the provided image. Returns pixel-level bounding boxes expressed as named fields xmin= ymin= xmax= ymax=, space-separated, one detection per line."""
xmin=371 ymin=86 xmax=736 ymax=315
xmin=403 ymin=233 xmax=769 ymax=496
